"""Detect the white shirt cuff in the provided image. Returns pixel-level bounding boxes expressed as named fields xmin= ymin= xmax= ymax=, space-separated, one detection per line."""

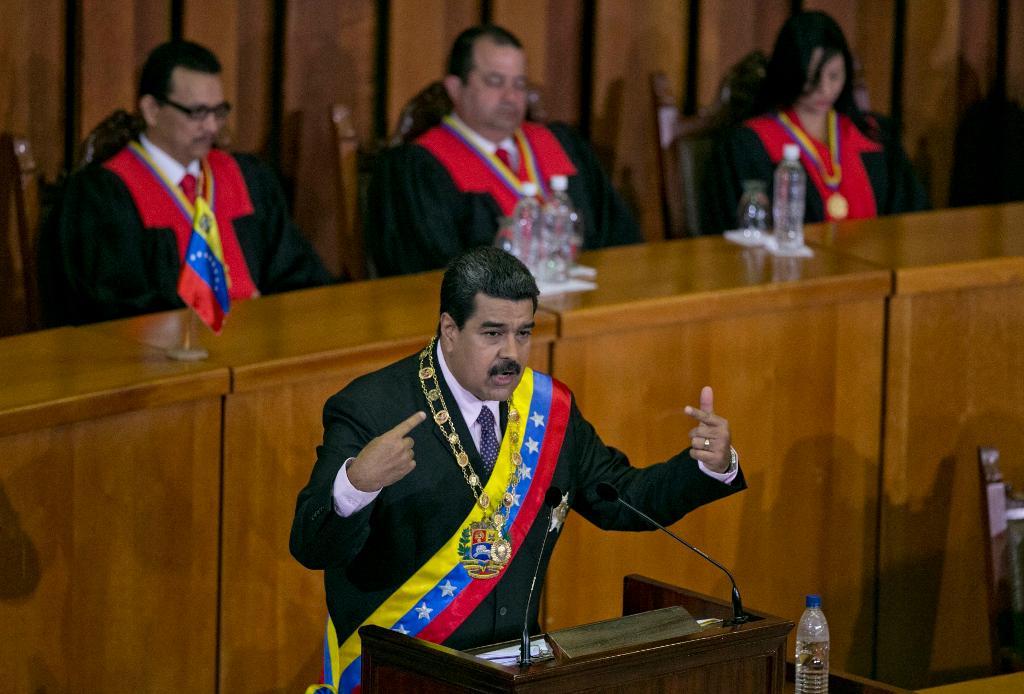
xmin=333 ymin=457 xmax=381 ymax=517
xmin=698 ymin=447 xmax=740 ymax=485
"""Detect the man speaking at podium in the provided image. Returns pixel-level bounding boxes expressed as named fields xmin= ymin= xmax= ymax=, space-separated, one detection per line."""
xmin=290 ymin=247 xmax=744 ymax=692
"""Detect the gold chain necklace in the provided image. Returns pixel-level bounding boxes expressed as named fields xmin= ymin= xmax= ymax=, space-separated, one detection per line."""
xmin=418 ymin=339 xmax=523 ymax=573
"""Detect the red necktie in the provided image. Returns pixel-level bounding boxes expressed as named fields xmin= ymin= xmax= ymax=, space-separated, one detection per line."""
xmin=495 ymin=147 xmax=513 ymax=171
xmin=180 ymin=173 xmax=197 ymax=205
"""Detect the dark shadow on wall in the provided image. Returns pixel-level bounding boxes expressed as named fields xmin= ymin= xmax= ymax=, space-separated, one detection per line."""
xmin=0 ymin=482 xmax=41 ymax=600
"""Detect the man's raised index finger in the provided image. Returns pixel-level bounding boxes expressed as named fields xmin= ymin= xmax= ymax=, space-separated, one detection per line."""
xmin=393 ymin=410 xmax=427 ymax=436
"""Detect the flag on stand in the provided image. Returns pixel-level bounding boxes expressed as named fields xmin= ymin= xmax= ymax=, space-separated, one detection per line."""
xmin=178 ymin=196 xmax=230 ymax=333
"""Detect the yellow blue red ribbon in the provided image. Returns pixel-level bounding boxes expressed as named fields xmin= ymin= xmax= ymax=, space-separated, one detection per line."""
xmin=441 ymin=115 xmax=548 ymax=198
xmin=775 ymin=110 xmax=842 ymax=190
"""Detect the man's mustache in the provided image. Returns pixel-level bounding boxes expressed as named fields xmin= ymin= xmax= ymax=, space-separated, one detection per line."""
xmin=489 ymin=359 xmax=522 ymax=377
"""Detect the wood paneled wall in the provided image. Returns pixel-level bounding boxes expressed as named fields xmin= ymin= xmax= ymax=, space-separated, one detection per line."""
xmin=1 ymin=0 xmax=1021 ymax=278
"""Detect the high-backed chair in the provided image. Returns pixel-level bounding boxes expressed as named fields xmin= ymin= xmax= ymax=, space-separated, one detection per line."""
xmin=75 ymin=110 xmax=145 ymax=170
xmin=651 ymin=51 xmax=767 ymax=238
xmin=0 ymin=134 xmax=42 ymax=336
xmin=330 ymin=104 xmax=367 ymax=280
xmin=978 ymin=446 xmax=1024 ymax=672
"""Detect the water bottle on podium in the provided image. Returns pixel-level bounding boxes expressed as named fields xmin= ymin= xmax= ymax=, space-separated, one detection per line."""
xmin=795 ymin=594 xmax=829 ymax=694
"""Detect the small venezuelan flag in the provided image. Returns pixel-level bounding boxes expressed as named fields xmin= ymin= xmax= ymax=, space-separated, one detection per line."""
xmin=177 ymin=196 xmax=230 ymax=333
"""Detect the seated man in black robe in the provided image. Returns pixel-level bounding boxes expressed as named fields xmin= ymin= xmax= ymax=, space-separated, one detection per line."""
xmin=367 ymin=25 xmax=641 ymax=277
xmin=38 ymin=40 xmax=331 ymax=326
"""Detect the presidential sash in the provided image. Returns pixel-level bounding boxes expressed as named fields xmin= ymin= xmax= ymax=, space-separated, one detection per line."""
xmin=316 ymin=368 xmax=571 ymax=694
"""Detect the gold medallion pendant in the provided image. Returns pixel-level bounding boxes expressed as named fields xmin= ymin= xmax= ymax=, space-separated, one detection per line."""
xmin=418 ymin=337 xmax=523 ymax=581
xmin=458 ymin=521 xmax=512 ymax=579
xmin=826 ymin=192 xmax=849 ymax=221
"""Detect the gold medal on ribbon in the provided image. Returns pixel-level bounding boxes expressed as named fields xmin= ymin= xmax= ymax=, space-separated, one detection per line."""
xmin=826 ymin=192 xmax=849 ymax=221
xmin=418 ymin=337 xmax=524 ymax=581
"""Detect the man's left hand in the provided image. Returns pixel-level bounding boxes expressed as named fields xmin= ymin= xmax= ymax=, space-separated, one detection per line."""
xmin=684 ymin=386 xmax=732 ymax=473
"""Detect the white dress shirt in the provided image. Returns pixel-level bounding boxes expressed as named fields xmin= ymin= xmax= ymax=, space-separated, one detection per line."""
xmin=139 ymin=133 xmax=201 ymax=188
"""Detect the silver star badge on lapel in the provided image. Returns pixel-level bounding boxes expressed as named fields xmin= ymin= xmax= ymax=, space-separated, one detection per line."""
xmin=549 ymin=492 xmax=570 ymax=532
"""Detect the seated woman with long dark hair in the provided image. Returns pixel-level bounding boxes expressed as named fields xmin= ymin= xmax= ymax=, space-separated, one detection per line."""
xmin=706 ymin=11 xmax=928 ymax=233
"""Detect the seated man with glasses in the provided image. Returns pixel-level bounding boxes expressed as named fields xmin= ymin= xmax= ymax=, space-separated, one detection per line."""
xmin=40 ymin=40 xmax=331 ymax=326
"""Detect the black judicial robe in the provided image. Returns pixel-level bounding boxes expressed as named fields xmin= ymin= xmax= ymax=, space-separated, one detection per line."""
xmin=366 ymin=122 xmax=641 ymax=277
xmin=705 ymin=112 xmax=929 ymax=234
xmin=38 ymin=148 xmax=332 ymax=326
xmin=290 ymin=351 xmax=745 ymax=653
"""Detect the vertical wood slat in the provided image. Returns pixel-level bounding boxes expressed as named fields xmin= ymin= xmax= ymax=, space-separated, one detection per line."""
xmin=591 ymin=0 xmax=687 ymax=242
xmin=697 ymin=0 xmax=787 ymax=110
xmin=386 ymin=0 xmax=481 ymax=137
xmin=902 ymin=0 xmax=961 ymax=208
xmin=282 ymin=0 xmax=377 ymax=278
xmin=491 ymin=0 xmax=586 ymax=125
xmin=0 ymin=0 xmax=66 ymax=181
xmin=182 ymin=0 xmax=240 ymax=147
xmin=78 ymin=1 xmax=171 ymax=142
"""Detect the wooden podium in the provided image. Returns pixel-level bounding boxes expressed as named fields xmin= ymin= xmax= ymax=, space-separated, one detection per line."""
xmin=359 ymin=574 xmax=793 ymax=693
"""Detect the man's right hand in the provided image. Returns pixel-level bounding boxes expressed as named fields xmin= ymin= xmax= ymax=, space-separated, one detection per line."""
xmin=347 ymin=411 xmax=427 ymax=492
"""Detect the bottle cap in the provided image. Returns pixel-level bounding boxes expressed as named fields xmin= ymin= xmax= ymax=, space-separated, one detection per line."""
xmin=521 ymin=182 xmax=539 ymax=197
xmin=550 ymin=175 xmax=568 ymax=191
xmin=805 ymin=594 xmax=821 ymax=608
xmin=783 ymin=143 xmax=800 ymax=161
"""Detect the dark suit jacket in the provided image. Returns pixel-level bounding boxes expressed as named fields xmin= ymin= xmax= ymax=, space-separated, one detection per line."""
xmin=290 ymin=350 xmax=745 ymax=651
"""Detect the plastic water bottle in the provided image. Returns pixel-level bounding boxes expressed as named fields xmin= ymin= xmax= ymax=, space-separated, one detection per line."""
xmin=773 ymin=143 xmax=806 ymax=253
xmin=539 ymin=175 xmax=574 ymax=282
xmin=511 ymin=182 xmax=542 ymax=272
xmin=795 ymin=594 xmax=830 ymax=694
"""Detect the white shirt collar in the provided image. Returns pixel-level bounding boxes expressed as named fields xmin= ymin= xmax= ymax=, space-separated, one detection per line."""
xmin=139 ymin=133 xmax=201 ymax=185
xmin=447 ymin=112 xmax=517 ymax=162
xmin=436 ymin=340 xmax=500 ymax=443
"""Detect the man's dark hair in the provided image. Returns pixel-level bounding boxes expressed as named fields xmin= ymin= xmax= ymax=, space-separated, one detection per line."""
xmin=138 ymin=41 xmax=221 ymax=101
xmin=440 ymin=247 xmax=538 ymax=328
xmin=447 ymin=24 xmax=523 ymax=83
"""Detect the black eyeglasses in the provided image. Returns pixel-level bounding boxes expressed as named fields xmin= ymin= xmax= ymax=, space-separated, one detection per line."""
xmin=158 ymin=96 xmax=232 ymax=121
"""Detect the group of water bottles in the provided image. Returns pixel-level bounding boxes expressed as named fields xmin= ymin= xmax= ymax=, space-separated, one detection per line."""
xmin=495 ymin=175 xmax=583 ymax=283
xmin=736 ymin=142 xmax=807 ymax=254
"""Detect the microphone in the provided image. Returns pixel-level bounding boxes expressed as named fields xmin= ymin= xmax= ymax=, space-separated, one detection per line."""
xmin=595 ymin=482 xmax=749 ymax=625
xmin=520 ymin=485 xmax=565 ymax=666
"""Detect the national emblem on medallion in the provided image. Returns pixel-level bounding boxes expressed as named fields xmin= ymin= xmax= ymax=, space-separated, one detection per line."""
xmin=458 ymin=521 xmax=511 ymax=579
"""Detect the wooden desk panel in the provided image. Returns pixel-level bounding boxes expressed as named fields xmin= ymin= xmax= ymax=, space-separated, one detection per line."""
xmin=0 ymin=326 xmax=228 ymax=436
xmin=540 ymin=238 xmax=890 ymax=677
xmin=94 ymin=275 xmax=557 ymax=693
xmin=807 ymin=206 xmax=1024 ymax=688
xmin=0 ymin=328 xmax=227 ymax=692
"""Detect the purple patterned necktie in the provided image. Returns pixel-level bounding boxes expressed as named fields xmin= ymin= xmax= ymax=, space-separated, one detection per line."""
xmin=476 ymin=406 xmax=499 ymax=475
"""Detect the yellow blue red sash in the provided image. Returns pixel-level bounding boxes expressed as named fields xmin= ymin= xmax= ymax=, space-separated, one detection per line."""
xmin=126 ymin=141 xmax=215 ymax=224
xmin=316 ymin=368 xmax=570 ymax=694
xmin=441 ymin=115 xmax=548 ymax=198
xmin=775 ymin=110 xmax=842 ymax=190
